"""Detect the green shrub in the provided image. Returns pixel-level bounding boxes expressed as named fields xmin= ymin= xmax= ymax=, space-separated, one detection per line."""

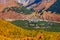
xmin=2 ymin=6 xmax=34 ymax=14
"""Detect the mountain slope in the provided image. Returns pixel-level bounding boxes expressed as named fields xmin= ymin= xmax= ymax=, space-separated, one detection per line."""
xmin=0 ymin=10 xmax=60 ymax=22
xmin=41 ymin=11 xmax=60 ymax=22
xmin=0 ymin=0 xmax=19 ymax=11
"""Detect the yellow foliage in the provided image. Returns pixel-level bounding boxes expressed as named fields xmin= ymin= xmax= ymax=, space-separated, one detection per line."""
xmin=0 ymin=35 xmax=11 ymax=40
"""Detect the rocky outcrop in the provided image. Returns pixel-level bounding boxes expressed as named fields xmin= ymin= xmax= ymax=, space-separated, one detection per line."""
xmin=40 ymin=11 xmax=60 ymax=22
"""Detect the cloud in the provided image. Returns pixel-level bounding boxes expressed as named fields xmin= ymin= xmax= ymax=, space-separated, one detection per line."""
xmin=17 ymin=0 xmax=29 ymax=6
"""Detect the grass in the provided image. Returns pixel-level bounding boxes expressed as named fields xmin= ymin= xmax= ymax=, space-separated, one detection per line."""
xmin=11 ymin=20 xmax=60 ymax=32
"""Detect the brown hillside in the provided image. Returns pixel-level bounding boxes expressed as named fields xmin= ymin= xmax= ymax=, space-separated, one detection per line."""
xmin=0 ymin=11 xmax=60 ymax=22
xmin=0 ymin=11 xmax=31 ymax=20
